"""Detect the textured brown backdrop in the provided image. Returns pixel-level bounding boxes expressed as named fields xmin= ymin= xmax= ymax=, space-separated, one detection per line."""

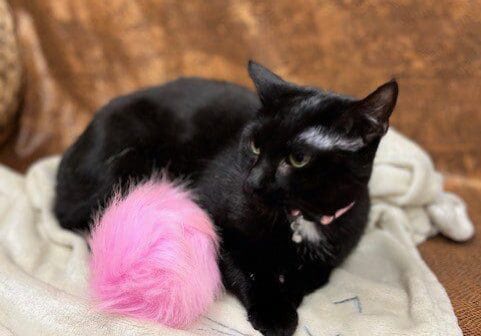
xmin=1 ymin=0 xmax=480 ymax=334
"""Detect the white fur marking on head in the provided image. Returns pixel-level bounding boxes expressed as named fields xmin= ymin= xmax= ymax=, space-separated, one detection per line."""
xmin=299 ymin=127 xmax=364 ymax=152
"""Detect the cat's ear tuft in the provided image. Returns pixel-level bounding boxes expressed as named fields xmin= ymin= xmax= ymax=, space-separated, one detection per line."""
xmin=247 ymin=60 xmax=292 ymax=106
xmin=355 ymin=79 xmax=398 ymax=142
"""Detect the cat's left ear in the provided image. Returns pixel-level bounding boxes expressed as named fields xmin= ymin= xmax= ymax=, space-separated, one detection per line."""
xmin=248 ymin=60 xmax=297 ymax=106
xmin=352 ymin=80 xmax=398 ymax=142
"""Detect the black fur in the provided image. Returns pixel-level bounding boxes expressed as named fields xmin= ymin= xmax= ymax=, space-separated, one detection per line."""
xmin=54 ymin=61 xmax=398 ymax=336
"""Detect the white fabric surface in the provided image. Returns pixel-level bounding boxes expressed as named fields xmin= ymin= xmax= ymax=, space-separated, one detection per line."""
xmin=0 ymin=129 xmax=474 ymax=336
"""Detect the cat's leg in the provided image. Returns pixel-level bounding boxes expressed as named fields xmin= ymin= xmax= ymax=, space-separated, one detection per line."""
xmin=246 ymin=274 xmax=299 ymax=336
xmin=284 ymin=264 xmax=333 ymax=309
xmin=220 ymin=257 xmax=299 ymax=336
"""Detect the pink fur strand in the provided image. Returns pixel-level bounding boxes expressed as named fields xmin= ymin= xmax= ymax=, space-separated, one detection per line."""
xmin=89 ymin=179 xmax=222 ymax=328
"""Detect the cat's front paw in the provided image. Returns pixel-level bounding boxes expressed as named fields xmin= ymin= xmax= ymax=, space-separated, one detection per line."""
xmin=248 ymin=301 xmax=298 ymax=336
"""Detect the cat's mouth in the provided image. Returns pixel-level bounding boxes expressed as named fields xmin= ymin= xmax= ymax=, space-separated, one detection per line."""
xmin=289 ymin=201 xmax=355 ymax=225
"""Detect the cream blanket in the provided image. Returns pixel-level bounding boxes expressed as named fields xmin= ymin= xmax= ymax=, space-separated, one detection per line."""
xmin=0 ymin=129 xmax=474 ymax=336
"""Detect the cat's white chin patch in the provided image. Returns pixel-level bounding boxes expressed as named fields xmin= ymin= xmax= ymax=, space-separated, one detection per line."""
xmin=290 ymin=202 xmax=356 ymax=243
xmin=291 ymin=216 xmax=322 ymax=244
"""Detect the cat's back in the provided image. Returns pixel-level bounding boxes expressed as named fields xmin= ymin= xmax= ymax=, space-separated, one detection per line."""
xmin=105 ymin=77 xmax=259 ymax=121
xmin=92 ymin=77 xmax=260 ymax=153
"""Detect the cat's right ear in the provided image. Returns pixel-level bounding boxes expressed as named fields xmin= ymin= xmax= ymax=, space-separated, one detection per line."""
xmin=248 ymin=60 xmax=295 ymax=106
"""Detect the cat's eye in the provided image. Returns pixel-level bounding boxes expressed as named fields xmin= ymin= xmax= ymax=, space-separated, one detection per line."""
xmin=250 ymin=140 xmax=260 ymax=155
xmin=289 ymin=152 xmax=310 ymax=168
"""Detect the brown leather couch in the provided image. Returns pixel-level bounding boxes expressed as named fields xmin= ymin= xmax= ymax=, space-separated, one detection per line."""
xmin=1 ymin=1 xmax=479 ymax=334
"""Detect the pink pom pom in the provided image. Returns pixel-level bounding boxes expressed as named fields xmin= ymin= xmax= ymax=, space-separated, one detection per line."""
xmin=89 ymin=178 xmax=222 ymax=328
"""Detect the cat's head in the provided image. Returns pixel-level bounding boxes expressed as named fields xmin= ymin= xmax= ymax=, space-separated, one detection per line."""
xmin=240 ymin=61 xmax=398 ymax=223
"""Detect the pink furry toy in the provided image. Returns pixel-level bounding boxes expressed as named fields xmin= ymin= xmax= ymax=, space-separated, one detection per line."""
xmin=89 ymin=179 xmax=222 ymax=328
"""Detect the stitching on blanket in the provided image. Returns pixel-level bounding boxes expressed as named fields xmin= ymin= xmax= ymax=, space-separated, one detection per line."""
xmin=303 ymin=326 xmax=314 ymax=336
xmin=304 ymin=326 xmax=340 ymax=336
xmin=333 ymin=296 xmax=362 ymax=313
xmin=197 ymin=328 xmax=237 ymax=336
xmin=203 ymin=317 xmax=251 ymax=336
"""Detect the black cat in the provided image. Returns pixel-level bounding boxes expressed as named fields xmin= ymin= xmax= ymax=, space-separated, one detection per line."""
xmin=54 ymin=61 xmax=398 ymax=336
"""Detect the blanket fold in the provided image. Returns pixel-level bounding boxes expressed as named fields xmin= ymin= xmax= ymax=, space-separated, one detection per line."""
xmin=0 ymin=129 xmax=473 ymax=336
